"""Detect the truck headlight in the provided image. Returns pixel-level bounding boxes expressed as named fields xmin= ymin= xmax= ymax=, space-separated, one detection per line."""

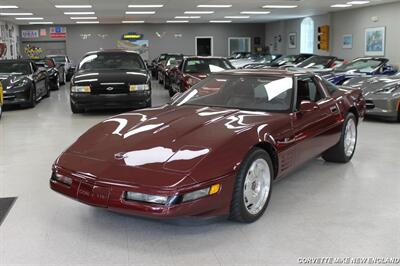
xmin=71 ymin=85 xmax=91 ymax=93
xmin=182 ymin=184 xmax=221 ymax=203
xmin=130 ymin=84 xmax=150 ymax=92
xmin=125 ymin=191 xmax=169 ymax=205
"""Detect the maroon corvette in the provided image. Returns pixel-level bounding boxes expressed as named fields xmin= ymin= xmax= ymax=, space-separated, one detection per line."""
xmin=50 ymin=69 xmax=365 ymax=223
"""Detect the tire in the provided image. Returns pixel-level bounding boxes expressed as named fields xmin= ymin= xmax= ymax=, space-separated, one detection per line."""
xmin=44 ymin=79 xmax=50 ymax=98
xmin=60 ymin=68 xmax=66 ymax=85
xmin=27 ymin=85 xmax=37 ymax=108
xmin=158 ymin=72 xmax=164 ymax=84
xmin=146 ymin=98 xmax=152 ymax=108
xmin=70 ymin=102 xmax=84 ymax=113
xmin=229 ymin=148 xmax=273 ymax=223
xmin=164 ymin=77 xmax=170 ymax=90
xmin=322 ymin=113 xmax=357 ymax=163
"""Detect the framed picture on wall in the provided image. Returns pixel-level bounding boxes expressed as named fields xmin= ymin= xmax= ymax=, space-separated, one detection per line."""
xmin=365 ymin=27 xmax=385 ymax=56
xmin=288 ymin=32 xmax=296 ymax=49
xmin=342 ymin=34 xmax=353 ymax=49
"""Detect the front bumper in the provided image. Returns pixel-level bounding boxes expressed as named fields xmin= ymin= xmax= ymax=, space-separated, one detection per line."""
xmin=70 ymin=91 xmax=151 ymax=110
xmin=3 ymin=87 xmax=30 ymax=106
xmin=50 ymin=169 xmax=234 ymax=219
xmin=365 ymin=97 xmax=400 ymax=120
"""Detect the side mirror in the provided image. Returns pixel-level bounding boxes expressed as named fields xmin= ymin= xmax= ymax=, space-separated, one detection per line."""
xmin=299 ymin=100 xmax=319 ymax=112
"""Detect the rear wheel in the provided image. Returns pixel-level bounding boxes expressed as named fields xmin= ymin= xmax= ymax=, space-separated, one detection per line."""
xmin=229 ymin=148 xmax=273 ymax=223
xmin=60 ymin=68 xmax=66 ymax=85
xmin=70 ymin=102 xmax=84 ymax=113
xmin=322 ymin=113 xmax=357 ymax=163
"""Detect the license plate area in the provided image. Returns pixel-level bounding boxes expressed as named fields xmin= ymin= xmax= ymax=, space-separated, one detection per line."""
xmin=77 ymin=181 xmax=110 ymax=207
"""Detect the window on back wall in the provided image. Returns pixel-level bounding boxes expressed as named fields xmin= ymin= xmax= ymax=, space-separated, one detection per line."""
xmin=300 ymin=17 xmax=314 ymax=54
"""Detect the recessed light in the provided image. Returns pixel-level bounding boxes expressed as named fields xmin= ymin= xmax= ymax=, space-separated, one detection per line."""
xmin=224 ymin=16 xmax=250 ymax=19
xmin=64 ymin=12 xmax=95 ymax=15
xmin=262 ymin=5 xmax=298 ymax=8
xmin=347 ymin=1 xmax=370 ymax=4
xmin=166 ymin=20 xmax=189 ymax=23
xmin=70 ymin=17 xmax=98 ymax=20
xmin=175 ymin=16 xmax=201 ymax=19
xmin=76 ymin=21 xmax=99 ymax=24
xmin=240 ymin=11 xmax=270 ymax=14
xmin=210 ymin=20 xmax=232 ymax=23
xmin=0 ymin=5 xmax=18 ymax=9
xmin=128 ymin=5 xmax=164 ymax=8
xmin=122 ymin=20 xmax=145 ymax=23
xmin=15 ymin=17 xmax=44 ymax=20
xmin=29 ymin=21 xmax=53 ymax=25
xmin=55 ymin=5 xmax=92 ymax=8
xmin=0 ymin=12 xmax=33 ymax=16
xmin=184 ymin=11 xmax=214 ymax=14
xmin=125 ymin=11 xmax=156 ymax=14
xmin=197 ymin=5 xmax=232 ymax=8
xmin=331 ymin=4 xmax=352 ymax=7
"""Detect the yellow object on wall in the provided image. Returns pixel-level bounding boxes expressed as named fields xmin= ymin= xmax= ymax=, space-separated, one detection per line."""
xmin=318 ymin=25 xmax=330 ymax=51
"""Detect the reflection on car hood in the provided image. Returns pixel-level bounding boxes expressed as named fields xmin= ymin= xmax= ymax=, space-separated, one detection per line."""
xmin=72 ymin=69 xmax=149 ymax=85
xmin=0 ymin=73 xmax=28 ymax=89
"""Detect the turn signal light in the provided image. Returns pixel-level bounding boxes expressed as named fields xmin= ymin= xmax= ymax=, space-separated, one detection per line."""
xmin=209 ymin=184 xmax=221 ymax=195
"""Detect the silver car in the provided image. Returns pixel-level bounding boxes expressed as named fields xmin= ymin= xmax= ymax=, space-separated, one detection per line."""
xmin=344 ymin=75 xmax=400 ymax=121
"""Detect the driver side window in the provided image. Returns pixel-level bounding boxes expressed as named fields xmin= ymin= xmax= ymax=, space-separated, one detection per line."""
xmin=297 ymin=77 xmax=323 ymax=108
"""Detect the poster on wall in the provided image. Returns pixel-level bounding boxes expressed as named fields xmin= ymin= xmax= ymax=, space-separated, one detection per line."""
xmin=117 ymin=32 xmax=149 ymax=60
xmin=21 ymin=30 xmax=39 ymax=39
xmin=342 ymin=34 xmax=353 ymax=49
xmin=365 ymin=27 xmax=385 ymax=56
xmin=50 ymin=26 xmax=67 ymax=39
xmin=288 ymin=33 xmax=297 ymax=49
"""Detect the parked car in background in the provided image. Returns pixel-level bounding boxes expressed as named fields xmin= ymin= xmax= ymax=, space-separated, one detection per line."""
xmin=323 ymin=57 xmax=397 ymax=85
xmin=46 ymin=55 xmax=74 ymax=84
xmin=69 ymin=50 xmax=151 ymax=113
xmin=290 ymin=55 xmax=344 ymax=71
xmin=149 ymin=53 xmax=168 ymax=78
xmin=163 ymin=57 xmax=183 ymax=90
xmin=157 ymin=54 xmax=184 ymax=85
xmin=231 ymin=54 xmax=282 ymax=69
xmin=0 ymin=59 xmax=49 ymax=108
xmin=168 ymin=56 xmax=234 ymax=96
xmin=342 ymin=74 xmax=400 ymax=121
xmin=33 ymin=58 xmax=60 ymax=90
xmin=228 ymin=51 xmax=252 ymax=60
xmin=0 ymin=81 xmax=3 ymax=119
xmin=50 ymin=69 xmax=365 ymax=223
xmin=263 ymin=54 xmax=314 ymax=68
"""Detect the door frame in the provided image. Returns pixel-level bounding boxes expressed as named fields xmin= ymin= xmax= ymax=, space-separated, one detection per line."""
xmin=195 ymin=36 xmax=214 ymax=56
xmin=228 ymin=37 xmax=251 ymax=57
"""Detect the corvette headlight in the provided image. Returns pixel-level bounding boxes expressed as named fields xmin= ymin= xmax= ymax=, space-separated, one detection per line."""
xmin=182 ymin=184 xmax=221 ymax=203
xmin=130 ymin=84 xmax=150 ymax=92
xmin=125 ymin=191 xmax=169 ymax=205
xmin=71 ymin=85 xmax=91 ymax=93
xmin=13 ymin=79 xmax=28 ymax=87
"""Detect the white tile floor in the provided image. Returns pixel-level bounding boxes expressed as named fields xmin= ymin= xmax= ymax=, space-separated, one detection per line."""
xmin=0 ymin=81 xmax=399 ymax=266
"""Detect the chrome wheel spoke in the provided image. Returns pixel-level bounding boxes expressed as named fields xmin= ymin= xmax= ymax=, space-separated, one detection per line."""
xmin=344 ymin=119 xmax=356 ymax=157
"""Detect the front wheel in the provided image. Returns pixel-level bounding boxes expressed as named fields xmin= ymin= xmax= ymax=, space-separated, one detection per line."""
xmin=70 ymin=102 xmax=84 ymax=113
xmin=322 ymin=113 xmax=357 ymax=163
xmin=27 ymin=85 xmax=37 ymax=108
xmin=229 ymin=148 xmax=273 ymax=223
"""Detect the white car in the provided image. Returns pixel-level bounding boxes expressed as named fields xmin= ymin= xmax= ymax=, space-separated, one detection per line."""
xmin=230 ymin=54 xmax=281 ymax=69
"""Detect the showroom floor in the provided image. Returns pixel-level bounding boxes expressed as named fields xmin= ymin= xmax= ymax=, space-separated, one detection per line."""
xmin=0 ymin=82 xmax=399 ymax=266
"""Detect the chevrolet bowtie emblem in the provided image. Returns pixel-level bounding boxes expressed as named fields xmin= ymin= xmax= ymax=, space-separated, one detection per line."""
xmin=106 ymin=87 xmax=114 ymax=91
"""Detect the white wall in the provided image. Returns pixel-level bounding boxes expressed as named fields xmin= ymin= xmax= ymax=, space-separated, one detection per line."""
xmin=0 ymin=20 xmax=20 ymax=59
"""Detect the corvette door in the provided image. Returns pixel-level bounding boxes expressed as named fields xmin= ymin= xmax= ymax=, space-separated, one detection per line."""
xmin=291 ymin=76 xmax=342 ymax=167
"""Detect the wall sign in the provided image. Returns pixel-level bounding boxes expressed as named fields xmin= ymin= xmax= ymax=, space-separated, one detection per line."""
xmin=40 ymin=28 xmax=47 ymax=37
xmin=21 ymin=30 xmax=39 ymax=39
xmin=342 ymin=34 xmax=353 ymax=49
xmin=50 ymin=26 xmax=67 ymax=39
xmin=122 ymin=32 xmax=143 ymax=41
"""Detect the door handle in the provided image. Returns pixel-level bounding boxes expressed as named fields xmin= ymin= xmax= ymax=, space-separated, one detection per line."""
xmin=330 ymin=106 xmax=338 ymax=113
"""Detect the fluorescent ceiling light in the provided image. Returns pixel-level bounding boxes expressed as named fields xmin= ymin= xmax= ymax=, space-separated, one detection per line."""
xmin=210 ymin=20 xmax=232 ymax=23
xmin=224 ymin=16 xmax=249 ymax=19
xmin=125 ymin=11 xmax=156 ymax=14
xmin=122 ymin=20 xmax=145 ymax=23
xmin=128 ymin=5 xmax=163 ymax=8
xmin=76 ymin=21 xmax=99 ymax=24
xmin=29 ymin=21 xmax=53 ymax=24
xmin=184 ymin=11 xmax=214 ymax=14
xmin=55 ymin=5 xmax=92 ymax=8
xmin=64 ymin=12 xmax=95 ymax=15
xmin=175 ymin=16 xmax=201 ymax=19
xmin=331 ymin=4 xmax=352 ymax=7
xmin=15 ymin=17 xmax=44 ymax=20
xmin=197 ymin=5 xmax=232 ymax=8
xmin=70 ymin=17 xmax=97 ymax=20
xmin=240 ymin=11 xmax=270 ymax=14
xmin=166 ymin=20 xmax=189 ymax=23
xmin=347 ymin=1 xmax=370 ymax=4
xmin=262 ymin=5 xmax=298 ymax=8
xmin=0 ymin=5 xmax=18 ymax=9
xmin=0 ymin=12 xmax=33 ymax=16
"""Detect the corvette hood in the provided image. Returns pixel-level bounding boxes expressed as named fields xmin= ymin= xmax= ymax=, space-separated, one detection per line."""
xmin=64 ymin=105 xmax=279 ymax=174
xmin=0 ymin=73 xmax=27 ymax=89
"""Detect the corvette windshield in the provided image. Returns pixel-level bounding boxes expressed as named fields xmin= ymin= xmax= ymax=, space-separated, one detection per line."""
xmin=184 ymin=59 xmax=234 ymax=73
xmin=334 ymin=58 xmax=383 ymax=73
xmin=297 ymin=56 xmax=334 ymax=69
xmin=0 ymin=62 xmax=31 ymax=75
xmin=173 ymin=75 xmax=293 ymax=112
xmin=78 ymin=52 xmax=145 ymax=70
